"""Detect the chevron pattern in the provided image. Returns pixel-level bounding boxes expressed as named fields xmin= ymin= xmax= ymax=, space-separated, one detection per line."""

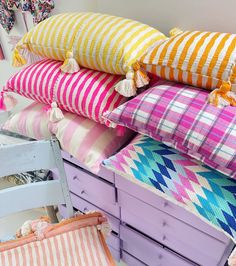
xmin=104 ymin=135 xmax=236 ymax=240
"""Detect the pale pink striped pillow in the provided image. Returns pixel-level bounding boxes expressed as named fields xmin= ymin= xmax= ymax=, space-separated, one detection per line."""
xmin=3 ymin=102 xmax=52 ymax=140
xmin=4 ymin=59 xmax=126 ymax=125
xmin=52 ymin=111 xmax=134 ymax=173
xmin=3 ymin=102 xmax=133 ymax=173
xmin=0 ymin=212 xmax=115 ymax=266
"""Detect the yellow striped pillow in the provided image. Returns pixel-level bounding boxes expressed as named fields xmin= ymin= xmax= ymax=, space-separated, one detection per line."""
xmin=13 ymin=12 xmax=166 ymax=97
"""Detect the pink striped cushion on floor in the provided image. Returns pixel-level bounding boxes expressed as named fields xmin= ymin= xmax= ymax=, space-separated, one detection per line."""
xmin=4 ymin=59 xmax=126 ymax=125
xmin=0 ymin=213 xmax=115 ymax=266
xmin=3 ymin=102 xmax=134 ymax=173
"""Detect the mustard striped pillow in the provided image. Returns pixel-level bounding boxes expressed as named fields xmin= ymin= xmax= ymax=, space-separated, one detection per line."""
xmin=13 ymin=12 xmax=166 ymax=97
xmin=140 ymin=29 xmax=236 ymax=93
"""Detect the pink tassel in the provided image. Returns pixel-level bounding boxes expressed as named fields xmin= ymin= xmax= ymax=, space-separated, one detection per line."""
xmin=0 ymin=91 xmax=17 ymax=111
xmin=0 ymin=92 xmax=6 ymax=110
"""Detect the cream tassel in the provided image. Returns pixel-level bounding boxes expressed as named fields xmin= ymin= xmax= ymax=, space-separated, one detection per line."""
xmin=97 ymin=222 xmax=112 ymax=239
xmin=133 ymin=62 xmax=150 ymax=88
xmin=169 ymin=27 xmax=184 ymax=37
xmin=48 ymin=102 xmax=64 ymax=122
xmin=115 ymin=71 xmax=136 ymax=97
xmin=208 ymin=81 xmax=236 ymax=107
xmin=60 ymin=50 xmax=80 ymax=74
xmin=12 ymin=47 xmax=27 ymax=67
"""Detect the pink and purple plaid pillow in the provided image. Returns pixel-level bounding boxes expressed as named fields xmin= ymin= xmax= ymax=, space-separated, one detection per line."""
xmin=104 ymin=79 xmax=236 ymax=179
xmin=4 ymin=59 xmax=126 ymax=125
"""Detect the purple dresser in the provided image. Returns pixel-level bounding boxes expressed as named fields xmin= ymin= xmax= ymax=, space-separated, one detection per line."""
xmin=53 ymin=151 xmax=234 ymax=266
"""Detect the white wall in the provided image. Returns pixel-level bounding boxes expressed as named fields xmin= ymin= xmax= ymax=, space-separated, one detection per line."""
xmin=95 ymin=0 xmax=236 ymax=35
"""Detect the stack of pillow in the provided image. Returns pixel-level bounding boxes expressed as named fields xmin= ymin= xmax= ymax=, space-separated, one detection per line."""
xmin=1 ymin=12 xmax=166 ymax=173
xmin=104 ymin=29 xmax=236 ymax=179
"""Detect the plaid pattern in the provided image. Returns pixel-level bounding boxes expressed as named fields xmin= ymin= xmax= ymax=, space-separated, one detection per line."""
xmin=104 ymin=135 xmax=236 ymax=240
xmin=104 ymin=79 xmax=236 ymax=179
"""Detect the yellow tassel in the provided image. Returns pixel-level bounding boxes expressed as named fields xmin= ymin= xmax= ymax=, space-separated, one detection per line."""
xmin=60 ymin=50 xmax=80 ymax=74
xmin=208 ymin=81 xmax=236 ymax=107
xmin=169 ymin=27 xmax=184 ymax=37
xmin=133 ymin=62 xmax=150 ymax=88
xmin=12 ymin=48 xmax=27 ymax=67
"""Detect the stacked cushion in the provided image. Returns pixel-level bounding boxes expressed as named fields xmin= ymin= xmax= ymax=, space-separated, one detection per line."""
xmin=4 ymin=59 xmax=127 ymax=125
xmin=103 ymin=134 xmax=236 ymax=239
xmin=13 ymin=12 xmax=166 ymax=96
xmin=104 ymin=79 xmax=236 ymax=178
xmin=140 ymin=30 xmax=236 ymax=91
xmin=3 ymin=102 xmax=134 ymax=173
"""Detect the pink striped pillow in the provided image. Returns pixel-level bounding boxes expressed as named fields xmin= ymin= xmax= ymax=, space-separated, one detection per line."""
xmin=4 ymin=59 xmax=126 ymax=125
xmin=0 ymin=212 xmax=115 ymax=266
xmin=3 ymin=102 xmax=134 ymax=173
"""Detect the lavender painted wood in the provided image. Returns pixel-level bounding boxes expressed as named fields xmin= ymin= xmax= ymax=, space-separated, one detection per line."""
xmin=64 ymin=162 xmax=119 ymax=217
xmin=121 ymin=251 xmax=146 ymax=266
xmin=62 ymin=151 xmax=115 ymax=183
xmin=115 ymin=174 xmax=230 ymax=243
xmin=121 ymin=225 xmax=195 ymax=266
xmin=108 ymin=246 xmax=120 ymax=262
xmin=59 ymin=193 xmax=120 ymax=234
xmin=119 ymin=190 xmax=227 ymax=266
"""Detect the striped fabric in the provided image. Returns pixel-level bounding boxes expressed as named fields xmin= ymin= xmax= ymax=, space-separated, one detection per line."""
xmin=5 ymin=59 xmax=127 ymax=125
xmin=3 ymin=102 xmax=133 ymax=173
xmin=141 ymin=30 xmax=236 ymax=91
xmin=53 ymin=112 xmax=133 ymax=174
xmin=3 ymin=102 xmax=51 ymax=140
xmin=0 ymin=213 xmax=115 ymax=266
xmin=16 ymin=12 xmax=166 ymax=75
xmin=104 ymin=79 xmax=236 ymax=179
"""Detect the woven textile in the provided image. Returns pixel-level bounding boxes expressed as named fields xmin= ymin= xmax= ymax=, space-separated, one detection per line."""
xmin=104 ymin=134 xmax=236 ymax=240
xmin=140 ymin=30 xmax=236 ymax=91
xmin=5 ymin=59 xmax=126 ymax=125
xmin=104 ymin=79 xmax=236 ymax=178
xmin=15 ymin=12 xmax=165 ymax=74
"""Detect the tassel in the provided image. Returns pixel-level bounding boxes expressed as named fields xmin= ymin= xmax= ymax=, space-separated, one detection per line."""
xmin=169 ymin=27 xmax=184 ymax=37
xmin=0 ymin=91 xmax=17 ymax=111
xmin=60 ymin=50 xmax=80 ymax=74
xmin=208 ymin=81 xmax=236 ymax=107
xmin=133 ymin=62 xmax=150 ymax=88
xmin=48 ymin=102 xmax=64 ymax=122
xmin=115 ymin=71 xmax=136 ymax=97
xmin=12 ymin=47 xmax=27 ymax=67
xmin=97 ymin=222 xmax=112 ymax=239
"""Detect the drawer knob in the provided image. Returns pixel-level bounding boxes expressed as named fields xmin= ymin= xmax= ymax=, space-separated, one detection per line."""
xmin=162 ymin=221 xmax=167 ymax=227
xmin=164 ymin=201 xmax=168 ymax=207
xmin=73 ymin=175 xmax=78 ymax=180
xmin=158 ymin=254 xmax=163 ymax=259
xmin=81 ymin=190 xmax=86 ymax=195
xmin=162 ymin=235 xmax=166 ymax=241
xmin=83 ymin=207 xmax=89 ymax=212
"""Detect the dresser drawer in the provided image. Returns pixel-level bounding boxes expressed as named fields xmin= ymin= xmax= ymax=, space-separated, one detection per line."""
xmin=121 ymin=251 xmax=146 ymax=266
xmin=109 ymin=246 xmax=120 ymax=262
xmin=59 ymin=193 xmax=120 ymax=234
xmin=62 ymin=151 xmax=115 ymax=183
xmin=118 ymin=190 xmax=227 ymax=266
xmin=121 ymin=225 xmax=195 ymax=266
xmin=64 ymin=162 xmax=119 ymax=217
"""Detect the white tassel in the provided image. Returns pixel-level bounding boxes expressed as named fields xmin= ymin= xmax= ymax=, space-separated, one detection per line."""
xmin=97 ymin=222 xmax=112 ymax=239
xmin=49 ymin=102 xmax=64 ymax=122
xmin=60 ymin=51 xmax=80 ymax=74
xmin=0 ymin=92 xmax=17 ymax=111
xmin=228 ymin=247 xmax=236 ymax=266
xmin=114 ymin=71 xmax=136 ymax=97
